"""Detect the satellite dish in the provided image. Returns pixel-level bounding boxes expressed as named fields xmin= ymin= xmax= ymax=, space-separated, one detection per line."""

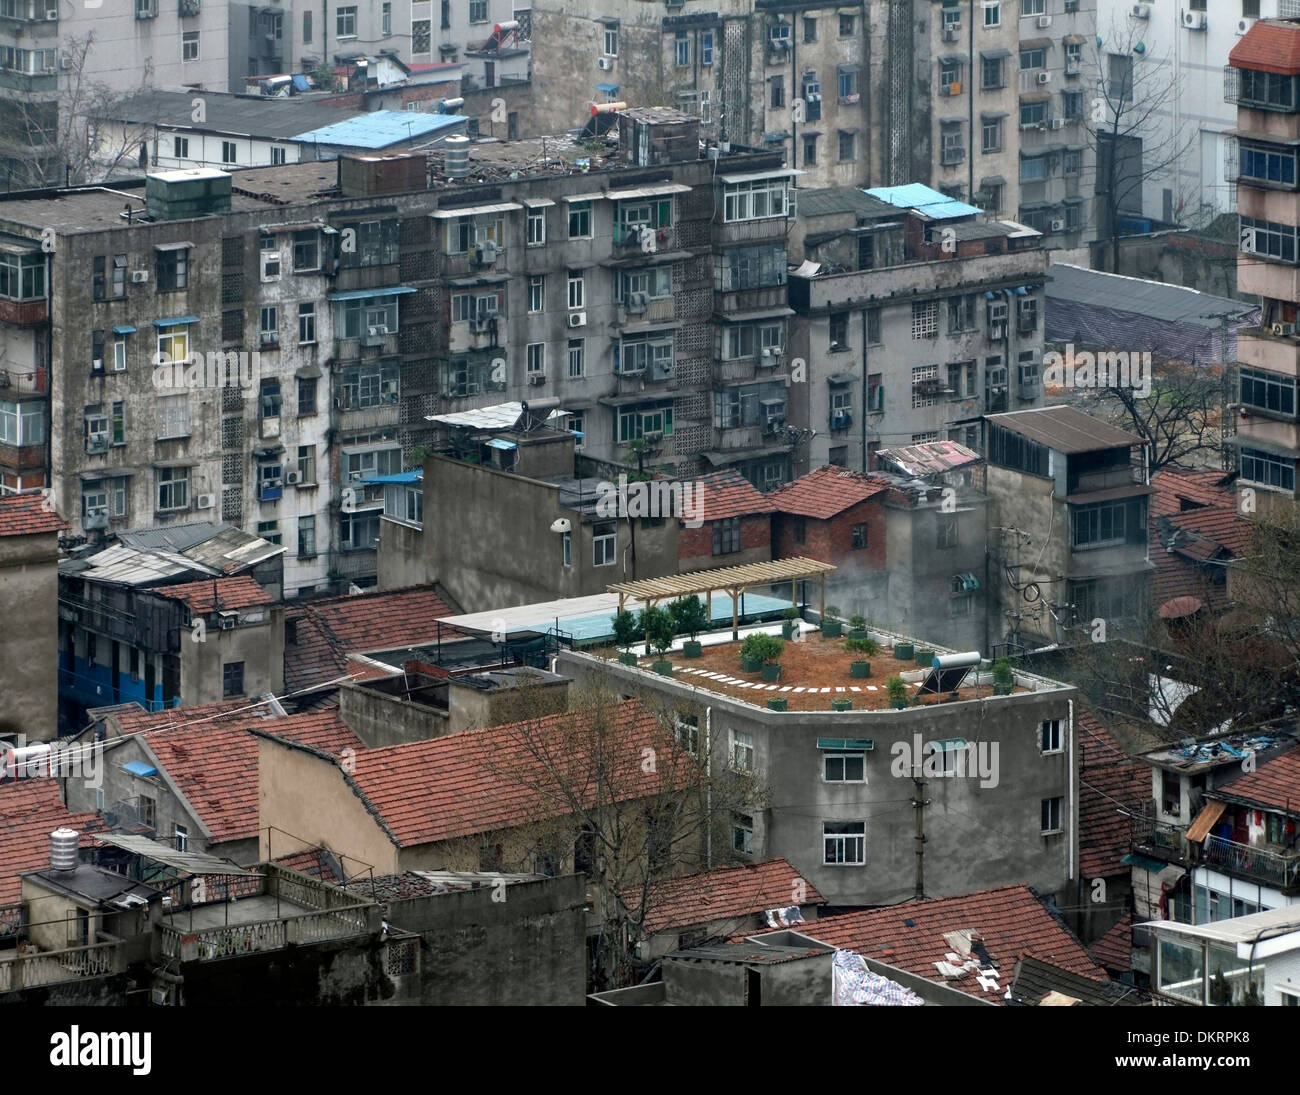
xmin=550 ymin=518 xmax=572 ymax=534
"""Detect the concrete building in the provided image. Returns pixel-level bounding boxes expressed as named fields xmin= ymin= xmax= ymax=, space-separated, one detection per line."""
xmin=788 ymin=184 xmax=1048 ymax=474
xmin=1228 ymin=17 xmax=1300 ymax=504
xmin=0 ymin=494 xmax=66 ymax=737
xmin=982 ymin=404 xmax=1153 ymax=652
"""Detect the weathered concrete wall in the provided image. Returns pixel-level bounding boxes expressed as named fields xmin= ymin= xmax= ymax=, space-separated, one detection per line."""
xmin=386 ymin=873 xmax=588 ymax=1005
xmin=447 ymin=674 xmax=570 ymax=733
xmin=377 ymin=517 xmax=434 ymax=590
xmin=0 ymin=530 xmax=60 ymax=738
xmin=178 ymin=608 xmax=284 ymax=706
xmin=339 ymin=681 xmax=449 ymax=747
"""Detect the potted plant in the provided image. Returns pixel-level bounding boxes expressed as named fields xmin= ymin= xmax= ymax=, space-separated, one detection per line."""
xmin=768 ymin=696 xmax=788 ymax=711
xmin=887 ymin=675 xmax=910 ymax=710
xmin=669 ymin=595 xmax=709 ymax=658
xmin=642 ymin=605 xmax=677 ymax=675
xmin=848 ymin=614 xmax=869 ymax=640
xmin=611 ymin=609 xmax=641 ymax=666
xmin=740 ymin=632 xmax=784 ymax=679
xmin=831 ymin=697 xmax=853 ymax=711
xmin=992 ymin=657 xmax=1014 ymax=696
xmin=914 ymin=648 xmax=934 ymax=667
xmin=821 ymin=605 xmax=843 ymax=638
xmin=893 ymin=640 xmax=914 ymax=660
xmin=780 ymin=606 xmax=800 ymax=640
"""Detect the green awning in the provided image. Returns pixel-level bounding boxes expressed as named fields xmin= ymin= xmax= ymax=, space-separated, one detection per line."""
xmin=817 ymin=738 xmax=874 ymax=751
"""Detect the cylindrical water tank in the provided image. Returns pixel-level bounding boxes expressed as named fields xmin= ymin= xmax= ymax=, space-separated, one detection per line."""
xmin=443 ymin=134 xmax=471 ymax=178
xmin=932 ymin=651 xmax=982 ymax=670
xmin=50 ymin=827 xmax=79 ymax=872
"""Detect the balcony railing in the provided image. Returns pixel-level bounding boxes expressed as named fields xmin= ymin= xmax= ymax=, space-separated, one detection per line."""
xmin=157 ymin=904 xmax=376 ymax=962
xmin=1134 ymin=822 xmax=1188 ymax=864
xmin=1201 ymin=834 xmax=1300 ymax=890
xmin=0 ymin=937 xmax=123 ymax=994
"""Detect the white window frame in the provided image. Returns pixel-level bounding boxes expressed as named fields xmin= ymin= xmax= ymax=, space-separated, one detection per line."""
xmin=1041 ymin=796 xmax=1064 ymax=834
xmin=823 ymin=821 xmax=866 ymax=865
xmin=592 ymin=521 xmax=616 ymax=566
xmin=1040 ymin=718 xmax=1063 ymax=754
xmin=731 ymin=728 xmax=754 ymax=771
xmin=823 ymin=751 xmax=866 ymax=783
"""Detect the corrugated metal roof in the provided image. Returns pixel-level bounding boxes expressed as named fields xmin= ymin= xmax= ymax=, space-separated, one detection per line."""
xmin=876 ymin=440 xmax=982 ymax=476
xmin=61 ymin=542 xmax=216 ymax=585
xmin=291 ymin=109 xmax=465 ymax=147
xmin=426 ymin=401 xmax=567 ymax=429
xmin=117 ymin=521 xmax=227 ymax=553
xmin=987 ymin=406 xmax=1143 ymax=453
xmin=865 ymin=183 xmax=981 ymax=220
xmin=1046 ymin=263 xmax=1254 ymax=328
xmin=92 ymin=832 xmax=261 ymax=876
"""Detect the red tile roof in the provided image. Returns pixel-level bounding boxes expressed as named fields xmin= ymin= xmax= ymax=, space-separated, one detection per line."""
xmin=625 ymin=858 xmax=825 ymax=936
xmin=1150 ymin=467 xmax=1237 ymax=518
xmin=1210 ymin=746 xmax=1300 ymax=814
xmin=805 ymin=885 xmax=1107 ymax=1003
xmin=0 ymin=492 xmax=68 ymax=538
xmin=1230 ymin=20 xmax=1300 ymax=76
xmin=0 ymin=780 xmax=102 ymax=904
xmin=143 ymin=712 xmax=363 ymax=844
xmin=767 ymin=465 xmax=889 ymax=520
xmin=104 ymin=698 xmax=267 ymax=737
xmin=693 ymin=469 xmax=776 ymax=521
xmin=1149 ymin=468 xmax=1247 ymax=612
xmin=345 ymin=699 xmax=677 ymax=847
xmin=270 ymin=849 xmax=345 ymax=885
xmin=284 ymin=585 xmax=458 ymax=693
xmin=1089 ymin=914 xmax=1133 ymax=973
xmin=1078 ymin=710 xmax=1151 ymax=880
xmin=153 ymin=574 xmax=275 ymax=613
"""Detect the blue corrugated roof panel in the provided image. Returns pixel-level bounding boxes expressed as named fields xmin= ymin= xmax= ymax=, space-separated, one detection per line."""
xmin=864 ymin=183 xmax=981 ymax=221
xmin=123 ymin=760 xmax=158 ymax=777
xmin=291 ymin=110 xmax=466 ymax=148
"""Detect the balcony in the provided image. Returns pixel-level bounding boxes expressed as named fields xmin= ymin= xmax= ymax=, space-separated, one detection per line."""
xmin=0 ymin=937 xmax=124 ymax=994
xmin=1133 ymin=822 xmax=1189 ymax=866
xmin=1201 ymin=834 xmax=1300 ymax=891
xmin=336 ymin=332 xmax=399 ymax=360
xmin=617 ymin=296 xmax=675 ymax=326
xmin=613 ymin=223 xmax=672 ymax=250
xmin=0 ymin=298 xmax=47 ymax=326
xmin=715 ymin=284 xmax=788 ymax=314
xmin=0 ymin=365 xmax=47 ymax=393
xmin=712 ymin=218 xmax=791 ymax=246
xmin=334 ymin=401 xmax=400 ymax=431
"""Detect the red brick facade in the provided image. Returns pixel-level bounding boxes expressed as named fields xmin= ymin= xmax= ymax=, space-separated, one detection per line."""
xmin=678 ymin=514 xmax=772 ymax=572
xmin=771 ymin=498 xmax=886 ymax=571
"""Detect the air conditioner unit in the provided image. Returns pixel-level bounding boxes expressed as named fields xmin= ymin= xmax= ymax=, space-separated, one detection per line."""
xmin=567 ymin=311 xmax=587 ymax=328
xmin=762 ymin=345 xmax=783 ymax=358
xmin=1050 ymin=218 xmax=1066 ymax=232
xmin=1238 ymin=18 xmax=1255 ymax=36
xmin=131 ymin=270 xmax=149 ymax=283
xmin=472 ymin=239 xmax=498 ymax=265
xmin=1036 ymin=72 xmax=1051 ymax=86
xmin=1272 ymin=322 xmax=1296 ymax=337
xmin=219 ymin=615 xmax=236 ymax=631
xmin=42 ymin=64 xmax=54 ymax=74
xmin=987 ymin=300 xmax=1008 ymax=324
xmin=597 ymin=57 xmax=613 ymax=71
xmin=45 ymin=9 xmax=57 ymax=19
xmin=1131 ymin=2 xmax=1150 ymax=18
xmin=528 ymin=373 xmax=546 ymax=385
xmin=1183 ymin=10 xmax=1206 ymax=30
xmin=643 ymin=430 xmax=663 ymax=444
xmin=84 ymin=511 xmax=109 ymax=530
xmin=1037 ymin=14 xmax=1051 ymax=28
xmin=627 ymin=291 xmax=649 ymax=313
xmin=1049 ymin=117 xmax=1064 ymax=131
xmin=286 ymin=471 xmax=300 ymax=485
xmin=59 ymin=56 xmax=72 ymax=69
xmin=1065 ymin=59 xmax=1081 ymax=75
xmin=194 ymin=493 xmax=215 ymax=509
xmin=942 ymin=27 xmax=959 ymax=42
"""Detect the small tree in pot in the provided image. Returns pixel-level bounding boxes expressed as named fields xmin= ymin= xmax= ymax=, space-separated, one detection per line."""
xmin=669 ymin=595 xmax=709 ymax=658
xmin=887 ymin=675 xmax=910 ymax=710
xmin=780 ymin=606 xmax=800 ymax=640
xmin=611 ymin=609 xmax=641 ymax=666
xmin=740 ymin=632 xmax=784 ymax=679
xmin=821 ymin=605 xmax=843 ymax=639
xmin=848 ymin=614 xmax=869 ymax=640
xmin=992 ymin=657 xmax=1015 ymax=696
xmin=641 ymin=606 xmax=677 ymax=675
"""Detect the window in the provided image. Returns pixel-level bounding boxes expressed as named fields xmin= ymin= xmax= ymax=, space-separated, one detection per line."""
xmin=948 ymin=295 xmax=977 ymax=332
xmin=155 ymin=247 xmax=188 ymax=291
xmin=912 ymin=301 xmax=938 ymax=339
xmin=568 ymin=339 xmax=585 ymax=378
xmin=825 ymin=751 xmax=865 ymax=782
xmin=468 ymin=0 xmax=487 ymax=22
xmin=1020 ymin=100 xmax=1047 ymax=128
xmin=182 ymin=30 xmax=198 ymax=60
xmin=1240 ymin=142 xmax=1298 ymax=187
xmin=712 ymin=516 xmax=741 ymax=555
xmin=838 ymin=13 xmax=854 ymax=35
xmin=259 ymin=305 xmax=278 ymax=346
xmin=524 ymin=274 xmax=545 ymax=313
xmin=937 ymin=515 xmax=957 ymax=549
xmin=174 ymin=824 xmax=188 ymax=853
xmin=341 ymin=361 xmax=399 ymax=409
xmin=222 ymin=661 xmax=245 ymax=698
xmin=567 ymin=201 xmax=591 ymax=239
xmin=1040 ymin=718 xmax=1063 ymax=753
xmin=674 ymin=31 xmax=690 ymax=67
xmin=850 ymin=523 xmax=868 ymax=550
xmin=733 ymin=814 xmax=754 ymax=856
xmin=567 ymin=270 xmax=585 ymax=309
xmin=620 ymin=265 xmax=672 ymax=301
xmin=157 ymin=466 xmax=189 ymax=511
xmin=701 ymin=30 xmax=713 ymax=64
xmin=380 ymin=0 xmax=391 ymax=33
xmin=699 ymin=89 xmax=712 ymax=124
xmin=0 ymin=400 xmax=43 ymax=446
xmin=340 ymin=295 xmax=400 ymax=340
xmin=1108 ymin=52 xmax=1133 ymax=103
xmin=603 ymin=21 xmax=618 ymax=56
xmin=803 ymin=15 xmax=817 ymax=41
xmin=336 ymin=4 xmax=356 ymax=37
xmin=675 ymin=714 xmax=699 ymax=755
xmin=347 ymin=219 xmax=401 ymax=266
xmin=296 ymin=514 xmax=316 ymax=557
xmin=340 ymin=509 xmax=381 ymax=551
xmin=715 ymin=244 xmax=787 ymax=291
xmin=561 ymin=529 xmax=571 ymax=567
xmin=293 ymin=443 xmax=315 ymax=486
xmin=593 ymin=521 xmax=616 ymax=566
xmin=526 ymin=342 xmax=545 ymax=380
xmin=526 ymin=207 xmax=546 ymax=247
xmin=83 ymin=405 xmax=109 ymax=454
xmin=1062 ymin=92 xmax=1084 ymax=124
xmin=722 ymin=177 xmax=791 ymax=222
xmin=982 ymin=115 xmax=1003 ymax=153
xmin=1072 ymin=500 xmax=1128 ymax=548
xmin=303 ymin=10 xmax=311 ymax=42
xmin=1241 ymin=447 xmax=1296 ymax=492
xmin=983 ymin=1 xmax=1001 ymax=27
xmin=291 ymin=302 xmax=316 ymax=346
xmin=731 ymin=729 xmax=754 ymax=771
xmin=618 ymin=402 xmax=674 ymax=441
xmin=292 ymin=230 xmax=319 ymax=273
xmin=803 ymin=135 xmax=818 ymax=165
xmin=912 ymin=364 xmax=938 ymax=408
xmin=1241 ymin=367 xmax=1297 ymax=416
xmin=1041 ymin=796 xmax=1063 ymax=834
xmin=221 ymin=140 xmax=237 ymax=165
xmin=297 ymin=376 xmax=317 ymax=415
xmin=824 ymin=821 xmax=865 ymax=865
xmin=1020 ymin=0 xmax=1044 ymax=12
xmin=1019 ymin=50 xmax=1045 ymax=73
xmin=110 ymin=401 xmax=125 ymax=446
xmin=257 ymin=520 xmax=281 ymax=545
xmin=1239 ymin=68 xmax=1298 ymax=112
xmin=770 ymin=76 xmax=784 ymax=109
xmin=173 ymin=135 xmax=189 ymax=159
xmin=1240 ymin=215 xmax=1299 ymax=263
xmin=157 ymin=394 xmax=188 ymax=439
xmin=838 ymin=67 xmax=857 ymax=100
xmin=982 ymin=54 xmax=1004 ymax=90
xmin=838 ymin=130 xmax=855 ymax=162
xmin=1020 ymin=155 xmax=1047 ymax=183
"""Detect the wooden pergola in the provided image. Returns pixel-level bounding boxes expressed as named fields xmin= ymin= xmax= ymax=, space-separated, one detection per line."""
xmin=608 ymin=557 xmax=837 ymax=641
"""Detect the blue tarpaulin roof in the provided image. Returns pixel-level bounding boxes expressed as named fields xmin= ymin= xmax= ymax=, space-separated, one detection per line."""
xmin=326 ymin=286 xmax=417 ymax=301
xmin=123 ymin=760 xmax=158 ymax=777
xmin=486 ymin=438 xmax=517 ymax=450
xmin=292 ymin=110 xmax=466 ymax=148
xmin=362 ymin=471 xmax=422 ymax=484
xmin=864 ymin=183 xmax=981 ymax=221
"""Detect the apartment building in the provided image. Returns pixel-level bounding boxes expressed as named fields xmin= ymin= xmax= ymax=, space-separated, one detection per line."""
xmin=983 ymin=404 xmax=1153 ymax=651
xmin=1228 ymin=17 xmax=1300 ymax=503
xmin=788 ymin=183 xmax=1048 ymax=473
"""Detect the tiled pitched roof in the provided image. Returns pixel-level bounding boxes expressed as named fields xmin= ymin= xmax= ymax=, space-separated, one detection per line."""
xmin=767 ymin=466 xmax=889 ymax=520
xmin=0 ymin=781 xmax=102 ymax=904
xmin=144 ymin=712 xmax=363 ymax=844
xmin=1089 ymin=914 xmax=1133 ymax=973
xmin=625 ymin=858 xmax=825 ymax=936
xmin=805 ymin=885 xmax=1107 ymax=1003
xmin=1230 ymin=20 xmax=1300 ymax=76
xmin=0 ymin=492 xmax=69 ymax=537
xmin=1078 ymin=710 xmax=1151 ymax=880
xmin=1149 ymin=468 xmax=1246 ymax=612
xmin=694 ymin=469 xmax=776 ymax=521
xmin=284 ymin=586 xmax=458 ymax=693
xmin=105 ymin=698 xmax=266 ymax=736
xmin=1150 ymin=467 xmax=1237 ymax=518
xmin=346 ymin=699 xmax=676 ymax=847
xmin=270 ymin=848 xmax=345 ymax=885
xmin=153 ymin=574 xmax=274 ymax=613
xmin=1209 ymin=746 xmax=1300 ymax=814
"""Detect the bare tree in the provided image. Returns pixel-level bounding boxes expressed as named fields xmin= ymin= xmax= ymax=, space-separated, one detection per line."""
xmin=1085 ymin=16 xmax=1197 ymax=272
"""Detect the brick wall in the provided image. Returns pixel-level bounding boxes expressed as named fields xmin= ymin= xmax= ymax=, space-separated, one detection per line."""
xmin=678 ymin=514 xmax=771 ymax=572
xmin=772 ymin=500 xmax=886 ymax=571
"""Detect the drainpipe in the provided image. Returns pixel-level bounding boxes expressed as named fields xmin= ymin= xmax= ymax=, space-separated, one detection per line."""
xmin=705 ymin=705 xmax=713 ymax=869
xmin=860 ymin=308 xmax=869 ymax=472
xmin=968 ymin=0 xmax=975 ymax=204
